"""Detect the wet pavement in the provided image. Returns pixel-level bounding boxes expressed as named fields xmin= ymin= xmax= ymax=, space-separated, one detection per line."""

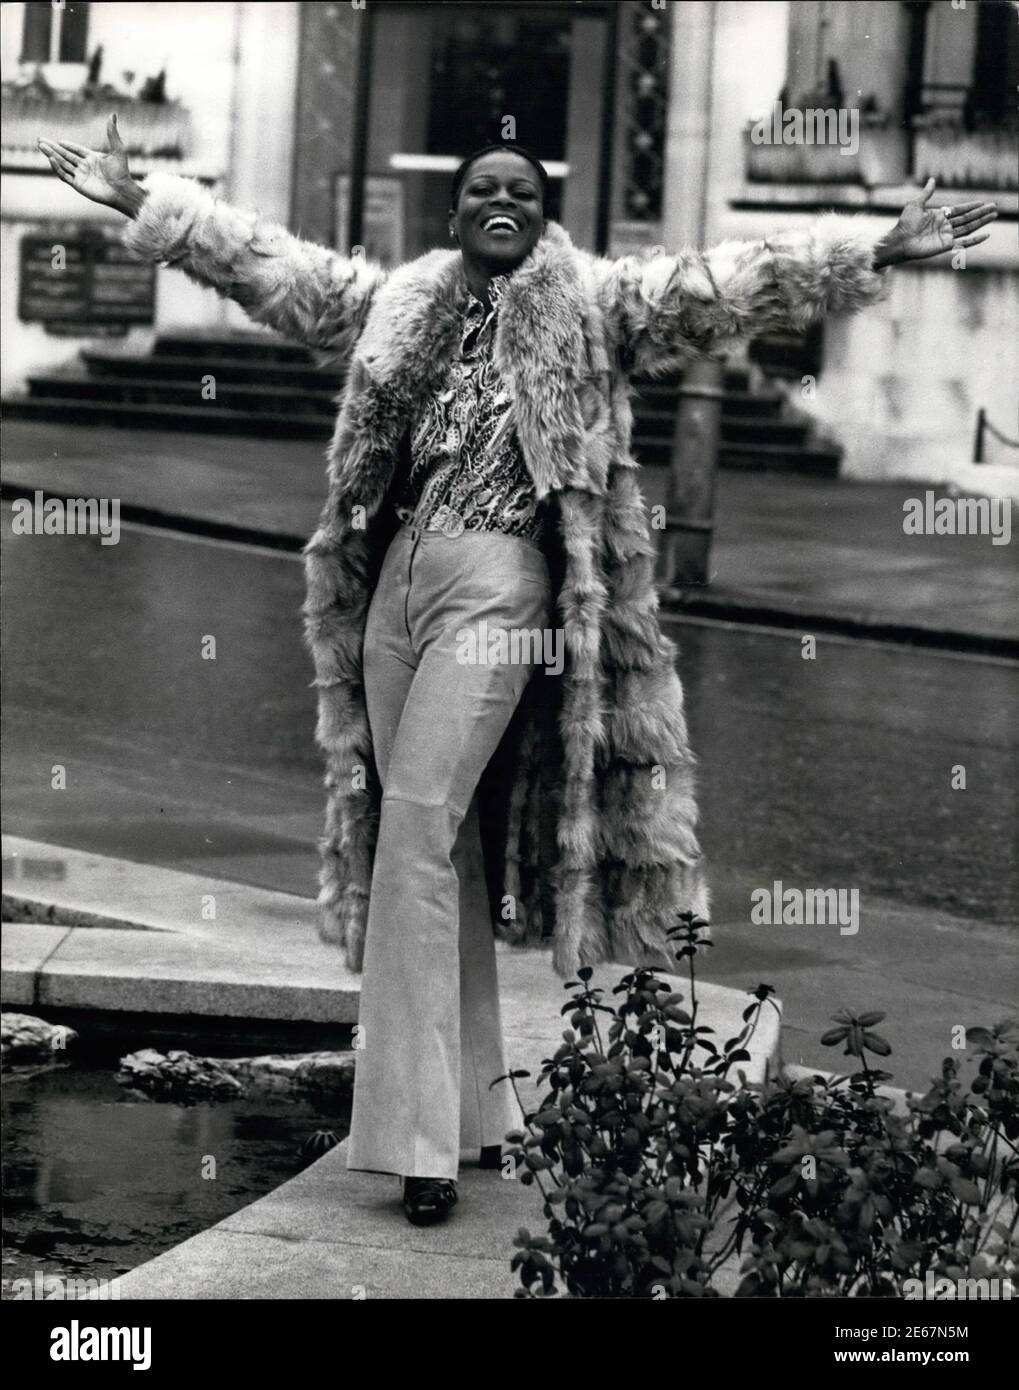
xmin=2 ymin=504 xmax=1017 ymax=1088
xmin=4 ymin=419 xmax=1017 ymax=649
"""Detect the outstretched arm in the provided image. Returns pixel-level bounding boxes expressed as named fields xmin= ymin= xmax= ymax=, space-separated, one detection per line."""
xmin=599 ymin=178 xmax=997 ymax=378
xmin=39 ymin=114 xmax=384 ymax=362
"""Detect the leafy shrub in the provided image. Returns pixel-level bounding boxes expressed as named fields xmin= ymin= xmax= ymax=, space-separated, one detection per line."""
xmin=501 ymin=913 xmax=1017 ymax=1298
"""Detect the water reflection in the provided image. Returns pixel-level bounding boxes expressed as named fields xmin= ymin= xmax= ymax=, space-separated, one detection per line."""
xmin=2 ymin=1057 xmax=350 ymax=1293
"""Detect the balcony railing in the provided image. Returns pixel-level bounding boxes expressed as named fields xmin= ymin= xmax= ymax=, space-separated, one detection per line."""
xmin=744 ymin=114 xmax=1017 ymax=193
xmin=912 ymin=118 xmax=1018 ymax=193
xmin=743 ymin=120 xmax=906 ymax=187
xmin=2 ymin=89 xmax=192 ymax=170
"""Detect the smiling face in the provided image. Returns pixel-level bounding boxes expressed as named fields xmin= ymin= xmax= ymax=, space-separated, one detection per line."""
xmin=449 ymin=151 xmax=545 ymax=270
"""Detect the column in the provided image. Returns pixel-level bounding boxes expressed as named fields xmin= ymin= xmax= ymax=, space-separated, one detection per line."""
xmin=224 ymin=0 xmax=300 ymax=331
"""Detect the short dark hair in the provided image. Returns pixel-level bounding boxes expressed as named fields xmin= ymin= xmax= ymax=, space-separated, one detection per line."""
xmin=449 ymin=143 xmax=549 ymax=210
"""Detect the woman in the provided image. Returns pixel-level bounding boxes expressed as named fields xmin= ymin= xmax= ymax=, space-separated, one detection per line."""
xmin=39 ymin=116 xmax=995 ymax=1225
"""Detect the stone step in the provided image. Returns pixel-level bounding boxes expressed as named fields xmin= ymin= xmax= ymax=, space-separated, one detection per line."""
xmin=7 ymin=396 xmax=833 ymax=472
xmin=22 ymin=377 xmax=808 ymax=449
xmin=6 ymin=329 xmax=831 ymax=473
xmin=57 ymin=372 xmax=784 ymax=429
xmin=5 ymin=395 xmax=836 ymax=473
xmin=633 ymin=434 xmax=839 ymax=474
xmin=633 ymin=411 xmax=810 ymax=445
xmin=719 ymin=440 xmax=841 ymax=477
xmin=1 ymin=396 xmax=332 ymax=440
xmin=720 ymin=415 xmax=811 ymax=446
xmin=82 ymin=349 xmax=342 ymax=391
xmin=26 ymin=372 xmax=335 ymax=415
xmin=83 ymin=343 xmax=753 ymax=393
xmin=631 ymin=366 xmax=751 ymax=393
xmin=152 ymin=331 xmax=313 ymax=365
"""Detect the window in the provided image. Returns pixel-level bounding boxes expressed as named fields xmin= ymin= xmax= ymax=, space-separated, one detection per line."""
xmin=20 ymin=1 xmax=90 ymax=65
xmin=966 ymin=0 xmax=1018 ymax=128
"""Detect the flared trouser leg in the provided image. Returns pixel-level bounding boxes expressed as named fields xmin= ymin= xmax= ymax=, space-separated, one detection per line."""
xmin=453 ymin=794 xmax=517 ymax=1154
xmin=345 ymin=527 xmax=551 ymax=1179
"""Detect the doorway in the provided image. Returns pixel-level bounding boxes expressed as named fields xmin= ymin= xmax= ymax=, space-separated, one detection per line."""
xmin=341 ymin=2 xmax=617 ymax=263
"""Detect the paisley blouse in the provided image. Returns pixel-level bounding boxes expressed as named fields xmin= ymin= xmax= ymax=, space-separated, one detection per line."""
xmin=392 ymin=273 xmax=545 ymax=543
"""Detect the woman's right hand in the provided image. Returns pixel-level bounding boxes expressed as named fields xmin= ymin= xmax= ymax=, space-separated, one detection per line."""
xmin=38 ymin=112 xmax=144 ymax=217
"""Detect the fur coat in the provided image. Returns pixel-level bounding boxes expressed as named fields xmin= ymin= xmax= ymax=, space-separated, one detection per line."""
xmin=124 ymin=174 xmax=889 ymax=977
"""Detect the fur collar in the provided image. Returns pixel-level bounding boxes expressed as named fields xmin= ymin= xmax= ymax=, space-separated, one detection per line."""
xmin=346 ymin=221 xmax=592 ymax=501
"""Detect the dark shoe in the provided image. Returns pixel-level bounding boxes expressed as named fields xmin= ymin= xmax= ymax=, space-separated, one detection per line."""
xmin=479 ymin=1145 xmax=503 ymax=1170
xmin=402 ymin=1177 xmax=458 ymax=1226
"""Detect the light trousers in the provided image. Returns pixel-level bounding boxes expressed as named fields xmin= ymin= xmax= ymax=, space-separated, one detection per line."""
xmin=345 ymin=522 xmax=553 ymax=1179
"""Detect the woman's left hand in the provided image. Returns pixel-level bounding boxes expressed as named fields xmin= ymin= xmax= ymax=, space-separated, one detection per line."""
xmin=879 ymin=177 xmax=998 ymax=266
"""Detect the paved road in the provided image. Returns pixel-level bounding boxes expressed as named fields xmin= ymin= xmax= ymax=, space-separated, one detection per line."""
xmin=5 ymin=419 xmax=1016 ymax=649
xmin=3 ymin=507 xmax=1016 ymax=1086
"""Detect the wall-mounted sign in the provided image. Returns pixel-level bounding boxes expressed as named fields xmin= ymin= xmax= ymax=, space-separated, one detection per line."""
xmin=335 ymin=175 xmax=405 ymax=267
xmin=19 ymin=230 xmax=156 ymax=337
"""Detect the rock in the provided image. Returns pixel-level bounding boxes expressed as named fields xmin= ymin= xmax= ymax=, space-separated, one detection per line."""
xmin=115 ymin=1047 xmax=356 ymax=1101
xmin=221 ymin=1051 xmax=356 ymax=1097
xmin=117 ymin=1048 xmax=243 ymax=1100
xmin=293 ymin=1052 xmax=356 ymax=1098
xmin=1 ymin=1012 xmax=77 ymax=1068
xmin=221 ymin=1054 xmax=304 ymax=1092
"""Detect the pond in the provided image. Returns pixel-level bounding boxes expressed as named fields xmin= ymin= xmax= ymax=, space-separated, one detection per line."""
xmin=2 ymin=1026 xmax=351 ymax=1297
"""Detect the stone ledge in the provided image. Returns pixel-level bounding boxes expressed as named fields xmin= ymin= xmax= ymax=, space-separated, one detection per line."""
xmin=2 ymin=835 xmax=361 ymax=1022
xmin=2 ymin=835 xmax=322 ymax=941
